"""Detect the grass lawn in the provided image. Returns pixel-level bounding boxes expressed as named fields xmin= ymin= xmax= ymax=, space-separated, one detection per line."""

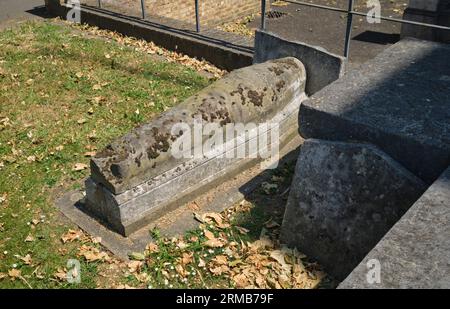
xmin=0 ymin=20 xmax=210 ymax=288
xmin=0 ymin=20 xmax=328 ymax=289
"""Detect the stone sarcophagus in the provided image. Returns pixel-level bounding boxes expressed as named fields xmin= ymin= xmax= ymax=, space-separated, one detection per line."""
xmin=84 ymin=58 xmax=307 ymax=235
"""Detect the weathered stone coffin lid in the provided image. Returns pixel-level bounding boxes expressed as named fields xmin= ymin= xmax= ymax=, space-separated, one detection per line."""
xmin=91 ymin=57 xmax=306 ymax=194
xmin=299 ymin=38 xmax=450 ymax=184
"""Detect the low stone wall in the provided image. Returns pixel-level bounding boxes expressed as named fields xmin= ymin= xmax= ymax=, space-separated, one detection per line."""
xmin=85 ymin=58 xmax=307 ymax=235
xmin=253 ymin=30 xmax=346 ymax=95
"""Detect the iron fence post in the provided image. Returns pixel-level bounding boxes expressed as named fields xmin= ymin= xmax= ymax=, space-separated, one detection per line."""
xmin=195 ymin=0 xmax=200 ymax=33
xmin=344 ymin=0 xmax=354 ymax=58
xmin=140 ymin=0 xmax=146 ymax=19
xmin=261 ymin=0 xmax=267 ymax=30
xmin=98 ymin=0 xmax=102 ymax=9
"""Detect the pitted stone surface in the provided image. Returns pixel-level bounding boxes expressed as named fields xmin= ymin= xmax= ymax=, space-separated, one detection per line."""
xmin=280 ymin=139 xmax=427 ymax=280
xmin=340 ymin=166 xmax=450 ymax=289
xmin=91 ymin=57 xmax=306 ymax=195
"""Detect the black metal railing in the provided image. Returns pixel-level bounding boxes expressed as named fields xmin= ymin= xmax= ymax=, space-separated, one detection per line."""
xmin=94 ymin=0 xmax=450 ymax=57
xmin=260 ymin=0 xmax=450 ymax=58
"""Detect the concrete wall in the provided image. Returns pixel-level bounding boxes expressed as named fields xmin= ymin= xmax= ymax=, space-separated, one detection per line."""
xmin=253 ymin=30 xmax=346 ymax=95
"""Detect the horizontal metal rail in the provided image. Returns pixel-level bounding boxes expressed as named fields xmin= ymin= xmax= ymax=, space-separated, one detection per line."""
xmin=283 ymin=0 xmax=450 ymax=31
xmin=261 ymin=0 xmax=450 ymax=59
xmin=93 ymin=0 xmax=450 ymax=57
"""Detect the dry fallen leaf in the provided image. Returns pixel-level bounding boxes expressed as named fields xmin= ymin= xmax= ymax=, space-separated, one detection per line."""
xmin=204 ymin=238 xmax=225 ymax=248
xmin=53 ymin=268 xmax=67 ymax=281
xmin=20 ymin=254 xmax=32 ymax=265
xmin=78 ymin=245 xmax=109 ymax=262
xmin=181 ymin=252 xmax=193 ymax=266
xmin=233 ymin=273 xmax=249 ymax=288
xmin=202 ymin=212 xmax=230 ymax=229
xmin=61 ymin=229 xmax=83 ymax=243
xmin=270 ymin=250 xmax=291 ymax=274
xmin=204 ymin=230 xmax=215 ymax=240
xmin=212 ymin=255 xmax=228 ymax=265
xmin=127 ymin=261 xmax=143 ymax=273
xmin=198 ymin=258 xmax=206 ymax=268
xmin=24 ymin=234 xmax=35 ymax=242
xmin=235 ymin=226 xmax=249 ymax=234
xmin=8 ymin=269 xmax=21 ymax=280
xmin=146 ymin=243 xmax=159 ymax=253
xmin=209 ymin=265 xmax=229 ymax=276
xmin=72 ymin=163 xmax=88 ymax=172
xmin=177 ymin=240 xmax=188 ymax=250
xmin=251 ymin=237 xmax=274 ymax=251
xmin=175 ymin=264 xmax=187 ymax=277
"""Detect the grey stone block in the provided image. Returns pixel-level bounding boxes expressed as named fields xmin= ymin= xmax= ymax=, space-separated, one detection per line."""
xmin=299 ymin=39 xmax=450 ymax=184
xmin=85 ymin=58 xmax=307 ymax=235
xmin=340 ymin=166 xmax=450 ymax=289
xmin=280 ymin=139 xmax=427 ymax=280
xmin=253 ymin=30 xmax=346 ymax=95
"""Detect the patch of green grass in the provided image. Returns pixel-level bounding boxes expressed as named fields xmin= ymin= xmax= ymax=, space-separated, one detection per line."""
xmin=0 ymin=20 xmax=210 ymax=288
xmin=140 ymin=227 xmax=238 ymax=289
